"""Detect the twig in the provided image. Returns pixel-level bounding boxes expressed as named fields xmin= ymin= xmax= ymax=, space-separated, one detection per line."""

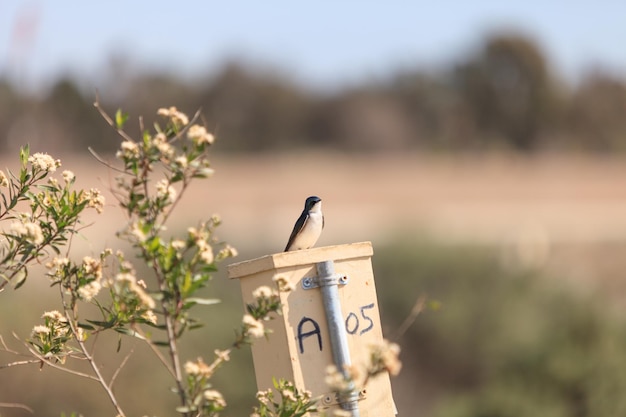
xmin=163 ymin=303 xmax=186 ymax=408
xmin=0 ymin=334 xmax=17 ymax=353
xmin=88 ymin=329 xmax=101 ymax=358
xmin=88 ymin=147 xmax=127 ymax=174
xmin=132 ymin=325 xmax=176 ymax=378
xmin=71 ymin=322 xmax=127 ymax=416
xmin=14 ymin=336 xmax=99 ymax=381
xmin=391 ymin=295 xmax=427 ymax=341
xmin=108 ymin=341 xmax=136 ymax=390
xmin=59 ymin=287 xmax=127 ymax=417
xmin=150 ymin=258 xmax=187 ymax=410
xmin=93 ymin=92 xmax=135 ymax=143
xmin=0 ymin=402 xmax=34 ymax=414
xmin=161 ymin=175 xmax=191 ymax=226
xmin=0 ymin=359 xmax=41 ymax=369
xmin=171 ymin=108 xmax=202 ymax=142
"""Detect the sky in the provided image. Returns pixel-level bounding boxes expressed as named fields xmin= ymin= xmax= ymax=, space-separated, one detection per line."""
xmin=1 ymin=1 xmax=625 ymax=92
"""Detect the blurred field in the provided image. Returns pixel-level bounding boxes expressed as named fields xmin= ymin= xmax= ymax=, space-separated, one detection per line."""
xmin=5 ymin=150 xmax=626 ymax=296
xmin=34 ymin=152 xmax=625 ymax=240
xmin=50 ymin=151 xmax=626 ymax=295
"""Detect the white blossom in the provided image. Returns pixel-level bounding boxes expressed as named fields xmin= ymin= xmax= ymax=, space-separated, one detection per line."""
xmin=115 ymin=272 xmax=156 ymax=309
xmin=273 ymin=275 xmax=295 ymax=292
xmin=82 ymin=256 xmax=103 ymax=279
xmin=78 ymin=280 xmax=102 ymax=301
xmin=199 ymin=246 xmax=214 ymax=264
xmin=171 ymin=239 xmax=186 ymax=250
xmin=243 ymin=314 xmax=265 ymax=339
xmin=10 ymin=220 xmax=44 ymax=245
xmin=31 ymin=325 xmax=50 ymax=335
xmin=203 ymin=389 xmax=226 ymax=407
xmin=117 ymin=140 xmax=140 ymax=160
xmin=42 ymin=310 xmax=66 ymax=322
xmin=252 ymin=285 xmax=276 ymax=299
xmin=157 ymin=106 xmax=189 ymax=126
xmin=28 ymin=153 xmax=60 ymax=172
xmin=155 ymin=179 xmax=176 ymax=202
xmin=83 ymin=188 xmax=105 ymax=213
xmin=62 ymin=170 xmax=75 ymax=183
xmin=0 ymin=170 xmax=8 ymax=187
xmin=187 ymin=124 xmax=215 ymax=145
xmin=142 ymin=310 xmax=158 ymax=324
xmin=174 ymin=155 xmax=188 ymax=168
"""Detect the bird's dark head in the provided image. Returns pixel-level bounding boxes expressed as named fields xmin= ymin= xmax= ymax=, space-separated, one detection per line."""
xmin=304 ymin=196 xmax=322 ymax=210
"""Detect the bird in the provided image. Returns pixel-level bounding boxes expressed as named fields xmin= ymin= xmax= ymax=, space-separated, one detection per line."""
xmin=284 ymin=196 xmax=324 ymax=252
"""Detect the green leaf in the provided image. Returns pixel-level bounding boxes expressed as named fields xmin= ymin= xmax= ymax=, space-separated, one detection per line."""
xmin=176 ymin=406 xmax=194 ymax=413
xmin=186 ymin=297 xmax=221 ymax=306
xmin=147 ymin=236 xmax=162 ymax=253
xmin=115 ymin=109 xmax=129 ymax=129
xmin=37 ymin=184 xmax=59 ymax=192
xmin=188 ymin=322 xmax=204 ymax=331
xmin=13 ymin=268 xmax=28 ymax=289
xmin=19 ymin=145 xmax=29 ymax=166
xmin=114 ymin=327 xmax=147 ymax=340
xmin=86 ymin=318 xmax=117 ymax=329
xmin=428 ymin=300 xmax=442 ymax=311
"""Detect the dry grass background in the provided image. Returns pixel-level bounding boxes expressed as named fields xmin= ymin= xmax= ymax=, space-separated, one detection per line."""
xmin=5 ymin=150 xmax=626 ymax=292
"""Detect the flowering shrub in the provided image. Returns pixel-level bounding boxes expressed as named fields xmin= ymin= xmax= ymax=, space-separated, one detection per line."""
xmin=252 ymin=379 xmax=317 ymax=417
xmin=0 ymin=147 xmax=103 ymax=290
xmin=0 ymin=103 xmax=286 ymax=417
xmin=1 ymin=102 xmax=401 ymax=417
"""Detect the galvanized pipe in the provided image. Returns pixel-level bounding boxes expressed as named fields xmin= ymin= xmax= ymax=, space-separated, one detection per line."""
xmin=316 ymin=260 xmax=361 ymax=417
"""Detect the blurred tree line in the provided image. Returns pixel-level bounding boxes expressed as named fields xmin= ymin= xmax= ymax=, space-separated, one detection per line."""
xmin=1 ymin=32 xmax=626 ymax=154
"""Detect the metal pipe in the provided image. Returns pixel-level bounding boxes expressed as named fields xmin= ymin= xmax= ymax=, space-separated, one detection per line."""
xmin=316 ymin=260 xmax=360 ymax=417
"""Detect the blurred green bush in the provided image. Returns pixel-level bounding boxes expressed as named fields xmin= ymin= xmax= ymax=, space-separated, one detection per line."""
xmin=374 ymin=239 xmax=626 ymax=417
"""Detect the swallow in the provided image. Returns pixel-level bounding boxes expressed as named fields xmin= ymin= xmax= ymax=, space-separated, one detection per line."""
xmin=284 ymin=196 xmax=324 ymax=251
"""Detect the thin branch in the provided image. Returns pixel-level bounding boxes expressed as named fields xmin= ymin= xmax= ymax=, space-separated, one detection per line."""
xmin=132 ymin=325 xmax=176 ymax=378
xmin=391 ymin=295 xmax=427 ymax=341
xmin=59 ymin=288 xmax=127 ymax=417
xmin=108 ymin=341 xmax=136 ymax=390
xmin=71 ymin=323 xmax=127 ymax=416
xmin=163 ymin=299 xmax=186 ymax=408
xmin=0 ymin=334 xmax=18 ymax=353
xmin=160 ymin=175 xmax=191 ymax=226
xmin=0 ymin=359 xmax=41 ymax=369
xmin=88 ymin=147 xmax=127 ymax=174
xmin=93 ymin=93 xmax=135 ymax=143
xmin=14 ymin=336 xmax=99 ymax=381
xmin=88 ymin=329 xmax=101 ymax=358
xmin=0 ymin=344 xmax=97 ymax=381
xmin=0 ymin=402 xmax=34 ymax=414
xmin=167 ymin=108 xmax=202 ymax=144
xmin=150 ymin=258 xmax=186 ymax=409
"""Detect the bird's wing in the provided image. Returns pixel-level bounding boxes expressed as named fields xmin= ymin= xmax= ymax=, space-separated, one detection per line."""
xmin=284 ymin=212 xmax=309 ymax=251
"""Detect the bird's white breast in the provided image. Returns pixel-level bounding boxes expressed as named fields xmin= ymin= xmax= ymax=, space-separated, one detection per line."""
xmin=292 ymin=206 xmax=323 ymax=250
